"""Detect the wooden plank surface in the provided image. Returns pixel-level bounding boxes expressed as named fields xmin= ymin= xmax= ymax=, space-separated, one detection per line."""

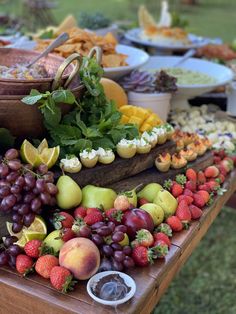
xmin=0 ymin=169 xmax=235 ymax=314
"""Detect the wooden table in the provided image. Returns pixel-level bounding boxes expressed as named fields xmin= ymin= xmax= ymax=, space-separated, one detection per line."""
xmin=1 ymin=170 xmax=236 ymax=314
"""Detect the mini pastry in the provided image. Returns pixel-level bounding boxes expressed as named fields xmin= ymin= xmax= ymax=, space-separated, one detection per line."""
xmin=176 ymin=139 xmax=185 ymax=152
xmin=171 ymin=153 xmax=188 ymax=169
xmin=182 ymin=132 xmax=195 ymax=146
xmin=60 ymin=156 xmax=82 ymax=173
xmin=153 ymin=126 xmax=167 ymax=144
xmin=201 ymin=137 xmax=212 ymax=150
xmin=79 ymin=149 xmax=98 ymax=168
xmin=116 ymin=139 xmax=137 ymax=159
xmin=136 ymin=138 xmax=152 ymax=154
xmin=142 ymin=131 xmax=158 ymax=148
xmin=163 ymin=123 xmax=175 ymax=140
xmin=155 ymin=152 xmax=171 ymax=172
xmin=179 ymin=148 xmax=197 ymax=162
xmin=97 ymin=148 xmax=115 ymax=164
xmin=193 ymin=140 xmax=207 ymax=156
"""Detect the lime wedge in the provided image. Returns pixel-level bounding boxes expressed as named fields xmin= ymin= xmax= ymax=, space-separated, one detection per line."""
xmin=20 ymin=139 xmax=38 ymax=166
xmin=36 ymin=146 xmax=60 ymax=169
xmin=15 ymin=234 xmax=27 ymax=248
xmin=37 ymin=138 xmax=48 ymax=154
xmin=24 ymin=230 xmax=46 ymax=242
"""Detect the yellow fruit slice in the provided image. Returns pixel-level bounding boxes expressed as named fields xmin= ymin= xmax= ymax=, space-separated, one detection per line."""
xmin=135 ymin=107 xmax=149 ymax=120
xmin=100 ymin=78 xmax=128 ymax=108
xmin=15 ymin=234 xmax=27 ymax=248
xmin=119 ymin=233 xmax=129 ymax=246
xmin=24 ymin=230 xmax=46 ymax=242
xmin=129 ymin=116 xmax=143 ymax=127
xmin=36 ymin=146 xmax=60 ymax=169
xmin=27 ymin=216 xmax=47 ymax=234
xmin=20 ymin=139 xmax=38 ymax=166
xmin=140 ymin=122 xmax=153 ymax=133
xmin=37 ymin=138 xmax=48 ymax=154
xmin=120 ymin=115 xmax=129 ymax=124
xmin=119 ymin=105 xmax=134 ymax=116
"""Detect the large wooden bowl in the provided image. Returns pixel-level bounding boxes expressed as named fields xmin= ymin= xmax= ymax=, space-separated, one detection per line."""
xmin=0 ymin=48 xmax=77 ymax=95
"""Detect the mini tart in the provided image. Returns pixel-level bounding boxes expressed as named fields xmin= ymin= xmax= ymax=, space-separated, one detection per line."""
xmin=141 ymin=132 xmax=158 ymax=148
xmin=98 ymin=152 xmax=115 ymax=164
xmin=60 ymin=159 xmax=82 ymax=173
xmin=193 ymin=140 xmax=207 ymax=156
xmin=155 ymin=152 xmax=171 ymax=172
xmin=179 ymin=148 xmax=197 ymax=162
xmin=171 ymin=153 xmax=188 ymax=169
xmin=201 ymin=137 xmax=212 ymax=149
xmin=156 ymin=131 xmax=167 ymax=145
xmin=80 ymin=155 xmax=98 ymax=168
xmin=182 ymin=132 xmax=195 ymax=146
xmin=176 ymin=139 xmax=185 ymax=152
xmin=163 ymin=124 xmax=175 ymax=140
xmin=116 ymin=144 xmax=136 ymax=159
xmin=136 ymin=143 xmax=152 ymax=154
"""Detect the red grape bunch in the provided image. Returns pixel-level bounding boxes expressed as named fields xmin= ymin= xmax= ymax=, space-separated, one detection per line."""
xmin=90 ymin=221 xmax=135 ymax=272
xmin=0 ymin=148 xmax=58 ymax=232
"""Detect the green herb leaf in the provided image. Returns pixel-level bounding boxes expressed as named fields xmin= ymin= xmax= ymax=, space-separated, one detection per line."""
xmin=92 ymin=137 xmax=115 ymax=150
xmin=21 ymin=94 xmax=43 ymax=105
xmin=52 ymin=89 xmax=76 ymax=104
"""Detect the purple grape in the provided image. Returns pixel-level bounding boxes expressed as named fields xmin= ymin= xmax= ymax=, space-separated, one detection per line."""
xmin=24 ymin=164 xmax=33 ymax=171
xmin=107 ymin=221 xmax=116 ymax=232
xmin=12 ymin=222 xmax=23 ymax=233
xmin=15 ymin=176 xmax=25 ymax=187
xmin=5 ymin=149 xmax=19 ymax=160
xmin=7 ymin=244 xmax=21 ymax=256
xmin=112 ymin=259 xmax=124 ymax=271
xmin=12 ymin=213 xmax=22 ymax=223
xmin=123 ymin=256 xmax=135 ymax=268
xmin=18 ymin=204 xmax=30 ymax=215
xmin=32 ymin=187 xmax=40 ymax=195
xmin=91 ymin=221 xmax=105 ymax=230
xmin=49 ymin=197 xmax=57 ymax=206
xmin=0 ymin=164 xmax=9 ymax=177
xmin=14 ymin=193 xmax=22 ymax=203
xmin=79 ymin=225 xmax=91 ymax=238
xmin=8 ymin=254 xmax=16 ymax=268
xmin=36 ymin=179 xmax=46 ymax=192
xmin=46 ymin=183 xmax=58 ymax=195
xmin=123 ymin=246 xmax=132 ymax=256
xmin=10 ymin=184 xmax=22 ymax=194
xmin=25 ymin=175 xmax=36 ymax=189
xmin=40 ymin=192 xmax=51 ymax=205
xmin=31 ymin=198 xmax=41 ymax=211
xmin=5 ymin=194 xmax=16 ymax=208
xmin=3 ymin=236 xmax=18 ymax=248
xmin=98 ymin=257 xmax=113 ymax=272
xmin=102 ymin=245 xmax=114 ymax=257
xmin=42 ymin=171 xmax=54 ymax=183
xmin=23 ymin=213 xmax=35 ymax=227
xmin=0 ymin=251 xmax=9 ymax=266
xmin=112 ymin=231 xmax=125 ymax=243
xmin=0 ymin=198 xmax=10 ymax=211
xmin=12 ymin=204 xmax=21 ymax=212
xmin=8 ymin=160 xmax=22 ymax=171
xmin=91 ymin=234 xmax=104 ymax=246
xmin=37 ymin=164 xmax=48 ymax=175
xmin=111 ymin=243 xmax=122 ymax=251
xmin=23 ymin=192 xmax=35 ymax=204
xmin=114 ymin=250 xmax=125 ymax=262
xmin=97 ymin=226 xmax=112 ymax=237
xmin=0 ymin=180 xmax=10 ymax=187
xmin=0 ymin=186 xmax=10 ymax=197
xmin=114 ymin=225 xmax=127 ymax=233
xmin=6 ymin=172 xmax=19 ymax=183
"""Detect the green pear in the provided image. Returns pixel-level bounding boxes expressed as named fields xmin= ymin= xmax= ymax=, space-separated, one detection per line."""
xmin=43 ymin=230 xmax=64 ymax=254
xmin=153 ymin=189 xmax=177 ymax=218
xmin=140 ymin=203 xmax=164 ymax=226
xmin=138 ymin=183 xmax=162 ymax=202
xmin=82 ymin=185 xmax=117 ymax=211
xmin=56 ymin=175 xmax=82 ymax=209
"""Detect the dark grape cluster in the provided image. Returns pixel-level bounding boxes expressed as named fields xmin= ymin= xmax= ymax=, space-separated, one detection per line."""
xmin=0 ymin=148 xmax=58 ymax=232
xmin=90 ymin=221 xmax=135 ymax=272
xmin=0 ymin=236 xmax=21 ymax=268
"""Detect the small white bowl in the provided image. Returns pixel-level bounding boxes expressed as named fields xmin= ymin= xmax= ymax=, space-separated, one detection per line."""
xmin=87 ymin=271 xmax=136 ymax=306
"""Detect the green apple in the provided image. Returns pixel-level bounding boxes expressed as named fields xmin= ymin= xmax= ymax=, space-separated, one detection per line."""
xmin=140 ymin=203 xmax=164 ymax=226
xmin=137 ymin=183 xmax=162 ymax=202
xmin=153 ymin=189 xmax=177 ymax=218
xmin=56 ymin=175 xmax=82 ymax=209
xmin=43 ymin=230 xmax=64 ymax=254
xmin=82 ymin=185 xmax=117 ymax=211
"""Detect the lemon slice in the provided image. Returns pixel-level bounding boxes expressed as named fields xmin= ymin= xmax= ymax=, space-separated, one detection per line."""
xmin=15 ymin=234 xmax=27 ymax=248
xmin=36 ymin=146 xmax=60 ymax=169
xmin=6 ymin=222 xmax=23 ymax=239
xmin=20 ymin=139 xmax=38 ymax=166
xmin=37 ymin=138 xmax=48 ymax=154
xmin=27 ymin=216 xmax=47 ymax=234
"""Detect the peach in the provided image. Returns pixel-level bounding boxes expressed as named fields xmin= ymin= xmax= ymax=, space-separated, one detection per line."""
xmin=59 ymin=238 xmax=100 ymax=280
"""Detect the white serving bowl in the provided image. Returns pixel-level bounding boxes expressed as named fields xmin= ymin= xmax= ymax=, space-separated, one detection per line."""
xmin=103 ymin=44 xmax=149 ymax=80
xmin=141 ymin=56 xmax=234 ymax=109
xmin=87 ymin=271 xmax=136 ymax=306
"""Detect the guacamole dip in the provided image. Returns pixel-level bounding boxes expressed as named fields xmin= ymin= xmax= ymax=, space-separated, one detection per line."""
xmin=162 ymin=68 xmax=217 ymax=85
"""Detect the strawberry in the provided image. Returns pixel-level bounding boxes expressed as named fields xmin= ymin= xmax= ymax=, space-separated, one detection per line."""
xmin=74 ymin=206 xmax=86 ymax=219
xmin=214 ymin=149 xmax=226 ymax=160
xmin=216 ymin=174 xmax=225 ymax=184
xmin=131 ymin=239 xmax=140 ymax=248
xmin=185 ymin=180 xmax=196 ymax=192
xmin=35 ymin=255 xmax=59 ymax=279
xmin=163 ymin=179 xmax=172 ymax=191
xmin=166 ymin=216 xmax=183 ymax=232
xmin=206 ymin=180 xmax=220 ymax=192
xmin=61 ymin=228 xmax=76 ymax=242
xmin=138 ymin=197 xmax=148 ymax=206
xmin=213 ymin=156 xmax=221 ymax=164
xmin=16 ymin=254 xmax=34 ymax=275
xmin=177 ymin=195 xmax=193 ymax=205
xmin=186 ymin=168 xmax=197 ymax=182
xmin=153 ymin=240 xmax=169 ymax=258
xmin=193 ymin=193 xmax=205 ymax=208
xmin=183 ymin=188 xmax=194 ymax=197
xmin=132 ymin=246 xmax=156 ymax=266
xmin=171 ymin=182 xmax=183 ymax=197
xmin=84 ymin=209 xmax=103 ymax=225
xmin=189 ymin=205 xmax=203 ymax=220
xmin=105 ymin=208 xmax=123 ymax=225
xmin=220 ymin=159 xmax=233 ymax=173
xmin=204 ymin=166 xmax=219 ymax=178
xmin=197 ymin=171 xmax=206 ymax=185
xmin=197 ymin=190 xmax=210 ymax=203
xmin=86 ymin=207 xmax=101 ymax=215
xmin=217 ymin=163 xmax=228 ymax=176
xmin=136 ymin=229 xmax=154 ymax=247
xmin=198 ymin=184 xmax=211 ymax=193
xmin=155 ymin=223 xmax=172 ymax=237
xmin=153 ymin=232 xmax=171 ymax=248
xmin=53 ymin=212 xmax=74 ymax=229
xmin=24 ymin=239 xmax=42 ymax=258
xmin=50 ymin=266 xmax=76 ymax=292
xmin=175 ymin=200 xmax=191 ymax=223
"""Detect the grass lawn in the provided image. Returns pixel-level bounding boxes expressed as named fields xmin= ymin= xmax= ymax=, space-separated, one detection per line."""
xmin=1 ymin=0 xmax=236 ymax=42
xmin=154 ymin=206 xmax=236 ymax=314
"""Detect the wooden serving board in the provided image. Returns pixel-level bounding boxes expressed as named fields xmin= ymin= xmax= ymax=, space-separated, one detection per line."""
xmin=67 ymin=140 xmax=176 ymax=188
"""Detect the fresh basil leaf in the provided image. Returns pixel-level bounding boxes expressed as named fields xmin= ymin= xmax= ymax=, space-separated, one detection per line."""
xmin=77 ymin=120 xmax=88 ymax=137
xmin=41 ymin=100 xmax=61 ymax=128
xmin=21 ymin=94 xmax=43 ymax=105
xmin=92 ymin=137 xmax=115 ymax=150
xmin=86 ymin=127 xmax=103 ymax=138
xmin=52 ymin=89 xmax=76 ymax=104
xmin=72 ymin=139 xmax=92 ymax=153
